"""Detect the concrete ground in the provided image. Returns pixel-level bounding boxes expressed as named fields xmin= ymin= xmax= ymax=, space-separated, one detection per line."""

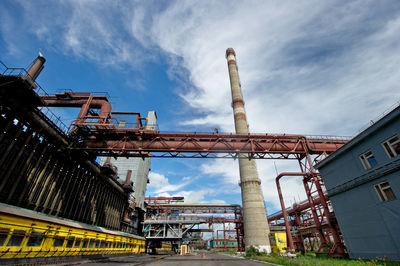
xmin=74 ymin=252 xmax=277 ymax=266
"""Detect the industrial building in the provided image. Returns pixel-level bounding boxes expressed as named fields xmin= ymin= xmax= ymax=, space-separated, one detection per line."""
xmin=100 ymin=111 xmax=156 ymax=234
xmin=316 ymin=104 xmax=400 ymax=261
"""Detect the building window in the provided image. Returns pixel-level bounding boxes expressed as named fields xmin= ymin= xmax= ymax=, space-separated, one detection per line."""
xmin=0 ymin=228 xmax=10 ymax=246
xmin=27 ymin=231 xmax=44 ymax=247
xmin=53 ymin=236 xmax=65 ymax=247
xmin=82 ymin=238 xmax=88 ymax=248
xmin=74 ymin=238 xmax=81 ymax=248
xmin=382 ymin=135 xmax=400 ymax=158
xmin=7 ymin=230 xmax=25 ymax=246
xmin=374 ymin=181 xmax=397 ymax=202
xmin=360 ymin=151 xmax=378 ymax=170
xmin=66 ymin=237 xmax=75 ymax=248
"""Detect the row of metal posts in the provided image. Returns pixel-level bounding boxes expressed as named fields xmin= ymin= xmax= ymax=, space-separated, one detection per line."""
xmin=0 ymin=108 xmax=127 ymax=230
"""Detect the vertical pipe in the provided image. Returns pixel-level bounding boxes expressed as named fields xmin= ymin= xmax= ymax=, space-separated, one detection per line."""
xmin=97 ymin=182 xmax=106 ymax=227
xmin=6 ymin=131 xmax=40 ymax=203
xmin=223 ymin=223 xmax=226 ymax=249
xmin=0 ymin=116 xmax=15 ymax=144
xmin=24 ymin=148 xmax=52 ymax=208
xmin=72 ymin=169 xmax=89 ymax=220
xmin=1 ymin=127 xmax=33 ymax=193
xmin=78 ymin=175 xmax=95 ymax=223
xmin=24 ymin=55 xmax=46 ymax=88
xmin=82 ymin=176 xmax=98 ymax=224
xmin=56 ymin=165 xmax=78 ymax=217
xmin=51 ymin=162 xmax=73 ymax=216
xmin=42 ymin=161 xmax=66 ymax=213
xmin=17 ymin=143 xmax=48 ymax=206
xmin=275 ymin=173 xmax=301 ymax=254
xmin=226 ymin=48 xmax=271 ymax=252
xmin=64 ymin=166 xmax=83 ymax=218
xmin=87 ymin=181 xmax=100 ymax=224
xmin=34 ymin=157 xmax=60 ymax=212
xmin=111 ymin=193 xmax=119 ymax=230
xmin=0 ymin=123 xmax=24 ymax=196
xmin=0 ymin=122 xmax=23 ymax=174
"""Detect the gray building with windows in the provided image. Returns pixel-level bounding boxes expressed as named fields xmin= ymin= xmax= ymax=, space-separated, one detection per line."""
xmin=315 ymin=105 xmax=400 ymax=261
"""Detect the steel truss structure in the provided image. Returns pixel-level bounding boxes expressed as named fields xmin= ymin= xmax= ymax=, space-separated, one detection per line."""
xmin=143 ymin=200 xmax=245 ymax=252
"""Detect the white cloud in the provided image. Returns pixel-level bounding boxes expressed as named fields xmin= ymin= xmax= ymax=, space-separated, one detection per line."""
xmin=146 ymin=1 xmax=400 ymax=136
xmin=150 ymin=189 xmax=214 ymax=204
xmin=209 ymin=199 xmax=227 ymax=204
xmin=4 ymin=1 xmax=400 ymax=212
xmin=148 ymin=172 xmax=189 ymax=193
xmin=172 ymin=190 xmax=213 ymax=204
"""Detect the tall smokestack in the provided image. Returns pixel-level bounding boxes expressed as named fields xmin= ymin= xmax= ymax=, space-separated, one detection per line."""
xmin=24 ymin=54 xmax=46 ymax=88
xmin=226 ymin=48 xmax=271 ymax=253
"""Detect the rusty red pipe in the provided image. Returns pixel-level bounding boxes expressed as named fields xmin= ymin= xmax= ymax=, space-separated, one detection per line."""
xmin=268 ymin=196 xmax=322 ymax=221
xmin=276 ymin=172 xmax=308 ymax=254
xmin=41 ymin=95 xmax=112 ymax=121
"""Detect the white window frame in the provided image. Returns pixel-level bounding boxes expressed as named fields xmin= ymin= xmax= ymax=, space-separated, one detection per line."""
xmin=374 ymin=181 xmax=397 ymax=202
xmin=359 ymin=150 xmax=377 ymax=170
xmin=382 ymin=135 xmax=400 ymax=159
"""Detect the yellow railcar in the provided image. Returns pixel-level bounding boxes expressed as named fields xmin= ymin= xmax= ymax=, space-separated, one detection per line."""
xmin=154 ymin=242 xmax=173 ymax=254
xmin=0 ymin=203 xmax=145 ymax=261
xmin=269 ymin=232 xmax=288 ymax=254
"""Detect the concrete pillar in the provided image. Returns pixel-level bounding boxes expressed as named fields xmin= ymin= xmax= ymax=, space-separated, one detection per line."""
xmin=226 ymin=48 xmax=271 ymax=253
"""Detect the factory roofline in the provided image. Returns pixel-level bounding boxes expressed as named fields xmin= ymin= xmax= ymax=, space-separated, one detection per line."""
xmin=315 ymin=102 xmax=400 ymax=170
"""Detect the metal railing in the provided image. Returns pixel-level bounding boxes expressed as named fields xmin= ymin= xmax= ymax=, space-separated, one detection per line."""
xmin=1 ymin=60 xmax=69 ymax=133
xmin=0 ymin=60 xmax=49 ymax=96
xmin=38 ymin=107 xmax=69 ymax=134
xmin=356 ymin=100 xmax=400 ymax=135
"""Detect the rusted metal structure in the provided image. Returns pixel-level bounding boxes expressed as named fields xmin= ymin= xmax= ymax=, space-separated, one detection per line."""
xmin=143 ymin=199 xmax=245 ymax=252
xmin=0 ymin=57 xmax=132 ymax=231
xmin=144 ymin=196 xmax=184 ymax=205
xmin=75 ymin=132 xmax=347 ymax=158
xmin=269 ymin=171 xmax=346 ymax=256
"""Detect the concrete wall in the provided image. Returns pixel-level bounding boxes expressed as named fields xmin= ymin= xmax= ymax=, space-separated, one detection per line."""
xmin=100 ymin=111 xmax=156 ymax=211
xmin=317 ymin=107 xmax=400 ymax=261
xmin=100 ymin=156 xmax=150 ymax=211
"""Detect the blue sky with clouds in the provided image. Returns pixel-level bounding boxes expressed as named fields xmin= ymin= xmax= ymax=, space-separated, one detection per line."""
xmin=1 ymin=0 xmax=400 ymax=214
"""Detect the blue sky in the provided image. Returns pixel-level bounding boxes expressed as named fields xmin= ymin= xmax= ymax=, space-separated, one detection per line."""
xmin=1 ymin=0 xmax=400 ymax=214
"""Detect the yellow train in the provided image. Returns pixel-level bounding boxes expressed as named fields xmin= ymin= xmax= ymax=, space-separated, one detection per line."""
xmin=154 ymin=242 xmax=173 ymax=254
xmin=0 ymin=203 xmax=145 ymax=261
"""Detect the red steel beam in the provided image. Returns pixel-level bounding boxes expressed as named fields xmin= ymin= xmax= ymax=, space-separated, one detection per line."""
xmin=268 ymin=197 xmax=323 ymax=221
xmin=79 ymin=132 xmax=348 ymax=158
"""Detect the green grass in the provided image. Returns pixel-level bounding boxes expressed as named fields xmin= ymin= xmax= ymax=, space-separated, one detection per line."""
xmin=217 ymin=247 xmax=399 ymax=266
xmin=212 ymin=249 xmax=238 ymax=255
xmin=256 ymin=254 xmax=399 ymax=266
